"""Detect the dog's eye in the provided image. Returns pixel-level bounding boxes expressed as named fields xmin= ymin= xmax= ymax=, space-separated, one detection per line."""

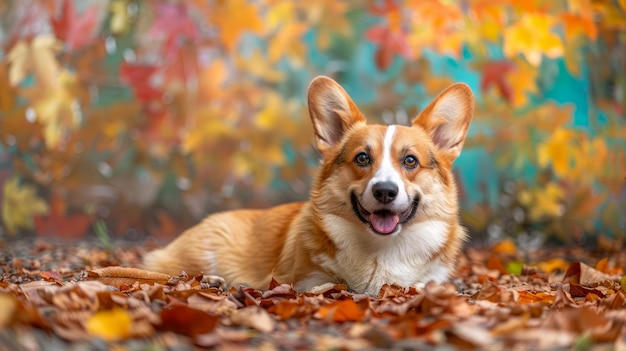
xmin=403 ymin=155 xmax=419 ymax=169
xmin=354 ymin=152 xmax=370 ymax=166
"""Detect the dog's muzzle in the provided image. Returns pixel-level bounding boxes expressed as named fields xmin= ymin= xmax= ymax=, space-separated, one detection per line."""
xmin=351 ymin=192 xmax=419 ymax=235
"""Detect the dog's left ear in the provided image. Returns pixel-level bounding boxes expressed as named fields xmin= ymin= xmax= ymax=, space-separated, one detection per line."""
xmin=308 ymin=76 xmax=366 ymax=155
xmin=412 ymin=83 xmax=474 ymax=162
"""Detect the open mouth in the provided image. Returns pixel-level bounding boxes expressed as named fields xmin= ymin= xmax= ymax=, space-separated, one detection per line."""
xmin=351 ymin=192 xmax=419 ymax=235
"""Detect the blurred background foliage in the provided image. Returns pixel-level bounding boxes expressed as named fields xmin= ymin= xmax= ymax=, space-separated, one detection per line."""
xmin=0 ymin=0 xmax=624 ymax=247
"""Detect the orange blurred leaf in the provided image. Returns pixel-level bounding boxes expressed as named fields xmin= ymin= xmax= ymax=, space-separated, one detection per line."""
xmin=317 ymin=299 xmax=366 ymax=322
xmin=211 ymin=0 xmax=264 ymax=52
xmin=491 ymin=239 xmax=517 ymax=256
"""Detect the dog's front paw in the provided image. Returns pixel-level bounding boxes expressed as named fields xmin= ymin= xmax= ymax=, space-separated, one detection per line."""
xmin=201 ymin=274 xmax=226 ymax=289
xmin=308 ymin=282 xmax=336 ymax=294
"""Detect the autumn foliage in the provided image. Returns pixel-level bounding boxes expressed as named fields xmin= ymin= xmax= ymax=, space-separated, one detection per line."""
xmin=0 ymin=0 xmax=624 ymax=241
xmin=0 ymin=239 xmax=625 ymax=348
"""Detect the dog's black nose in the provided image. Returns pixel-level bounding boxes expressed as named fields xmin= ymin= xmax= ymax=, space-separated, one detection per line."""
xmin=372 ymin=181 xmax=398 ymax=204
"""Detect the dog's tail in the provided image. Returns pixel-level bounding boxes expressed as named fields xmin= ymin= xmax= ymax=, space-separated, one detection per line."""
xmin=142 ymin=248 xmax=182 ymax=276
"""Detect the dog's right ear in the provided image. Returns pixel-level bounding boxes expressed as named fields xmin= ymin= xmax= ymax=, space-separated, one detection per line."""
xmin=307 ymin=76 xmax=366 ymax=154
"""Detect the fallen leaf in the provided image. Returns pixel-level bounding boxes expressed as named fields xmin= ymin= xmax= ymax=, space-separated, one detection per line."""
xmin=569 ymin=283 xmax=606 ymax=298
xmin=316 ymin=299 xmax=366 ymax=323
xmin=86 ymin=267 xmax=172 ymax=288
xmin=230 ymin=305 xmax=275 ymax=333
xmin=491 ymin=239 xmax=517 ymax=256
xmin=159 ymin=304 xmax=219 ymax=337
xmin=534 ymin=258 xmax=571 ymax=274
xmin=0 ymin=293 xmax=17 ymax=328
xmin=596 ymin=257 xmax=624 ymax=275
xmin=506 ymin=261 xmax=525 ymax=275
xmin=85 ymin=308 xmax=133 ymax=341
xmin=563 ymin=262 xmax=620 ymax=286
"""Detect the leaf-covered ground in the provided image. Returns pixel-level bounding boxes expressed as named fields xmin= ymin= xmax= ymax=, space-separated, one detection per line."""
xmin=0 ymin=238 xmax=625 ymax=350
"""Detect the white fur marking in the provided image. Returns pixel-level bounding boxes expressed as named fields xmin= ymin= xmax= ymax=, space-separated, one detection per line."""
xmin=319 ymin=213 xmax=451 ymax=295
xmin=364 ymin=125 xmax=409 ymax=210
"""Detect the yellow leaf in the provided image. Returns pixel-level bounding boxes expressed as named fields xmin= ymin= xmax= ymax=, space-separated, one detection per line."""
xmin=109 ymin=0 xmax=133 ymax=35
xmin=534 ymin=258 xmax=571 ymax=273
xmin=537 ymin=127 xmax=577 ymax=176
xmin=503 ymin=14 xmax=564 ymax=66
xmin=85 ymin=308 xmax=133 ymax=341
xmin=254 ymin=92 xmax=299 ymax=131
xmin=21 ymin=70 xmax=83 ymax=149
xmin=235 ymin=49 xmax=285 ymax=83
xmin=518 ymin=182 xmax=565 ymax=221
xmin=1 ymin=177 xmax=50 ymax=235
xmin=0 ymin=293 xmax=17 ymax=328
xmin=6 ymin=35 xmax=62 ymax=89
xmin=268 ymin=22 xmax=308 ymax=66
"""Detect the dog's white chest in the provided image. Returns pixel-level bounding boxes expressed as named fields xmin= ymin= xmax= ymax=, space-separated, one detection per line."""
xmin=316 ymin=216 xmax=452 ymax=295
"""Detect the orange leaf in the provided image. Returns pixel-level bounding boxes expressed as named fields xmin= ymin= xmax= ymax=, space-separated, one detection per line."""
xmin=517 ymin=290 xmax=555 ymax=305
xmin=596 ymin=257 xmax=625 ymax=275
xmin=534 ymin=258 xmax=571 ymax=274
xmin=317 ymin=299 xmax=365 ymax=322
xmin=210 ymin=0 xmax=264 ymax=52
xmin=491 ymin=239 xmax=517 ymax=256
xmin=486 ymin=255 xmax=507 ymax=274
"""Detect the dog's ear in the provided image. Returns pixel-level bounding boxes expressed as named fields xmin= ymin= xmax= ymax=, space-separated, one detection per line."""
xmin=308 ymin=76 xmax=366 ymax=154
xmin=412 ymin=83 xmax=474 ymax=162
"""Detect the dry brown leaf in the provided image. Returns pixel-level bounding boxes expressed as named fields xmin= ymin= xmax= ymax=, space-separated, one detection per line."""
xmin=377 ymin=283 xmax=409 ymax=299
xmin=446 ymin=323 xmax=495 ymax=348
xmin=230 ymin=305 xmax=275 ymax=333
xmin=563 ymin=262 xmax=620 ymax=286
xmin=158 ymin=303 xmax=219 ymax=338
xmin=552 ymin=284 xmax=577 ymax=309
xmin=85 ymin=267 xmax=172 ymax=287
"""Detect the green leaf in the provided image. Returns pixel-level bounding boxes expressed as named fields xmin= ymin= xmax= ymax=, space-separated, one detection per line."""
xmin=506 ymin=261 xmax=524 ymax=275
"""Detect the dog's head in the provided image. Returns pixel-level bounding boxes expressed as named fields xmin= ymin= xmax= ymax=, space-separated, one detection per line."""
xmin=307 ymin=76 xmax=474 ymax=236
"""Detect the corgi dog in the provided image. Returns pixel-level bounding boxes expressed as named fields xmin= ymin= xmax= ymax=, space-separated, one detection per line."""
xmin=143 ymin=76 xmax=474 ymax=295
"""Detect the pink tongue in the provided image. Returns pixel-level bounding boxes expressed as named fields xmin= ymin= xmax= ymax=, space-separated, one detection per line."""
xmin=369 ymin=212 xmax=400 ymax=234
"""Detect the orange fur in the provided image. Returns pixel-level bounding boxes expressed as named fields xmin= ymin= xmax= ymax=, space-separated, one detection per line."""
xmin=143 ymin=76 xmax=474 ymax=295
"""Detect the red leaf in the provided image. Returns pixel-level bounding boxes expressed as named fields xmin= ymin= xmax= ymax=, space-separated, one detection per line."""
xmin=50 ymin=0 xmax=99 ymax=50
xmin=480 ymin=61 xmax=514 ymax=103
xmin=159 ymin=304 xmax=219 ymax=338
xmin=365 ymin=25 xmax=412 ymax=70
xmin=119 ymin=62 xmax=163 ymax=102
xmin=144 ymin=3 xmax=199 ymax=60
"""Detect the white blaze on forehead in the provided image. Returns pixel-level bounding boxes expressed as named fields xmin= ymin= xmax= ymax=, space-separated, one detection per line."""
xmin=375 ymin=125 xmax=399 ymax=181
xmin=363 ymin=125 xmax=409 ymax=209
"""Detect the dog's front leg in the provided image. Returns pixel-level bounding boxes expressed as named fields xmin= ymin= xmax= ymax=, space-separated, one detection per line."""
xmin=294 ymin=271 xmax=341 ymax=294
